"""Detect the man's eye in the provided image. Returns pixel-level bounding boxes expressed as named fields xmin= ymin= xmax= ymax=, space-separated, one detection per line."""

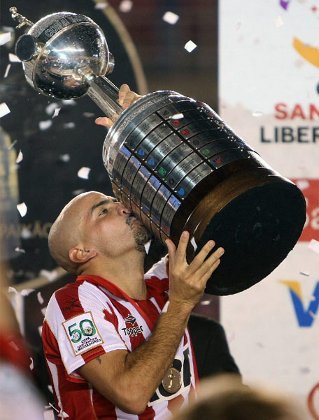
xmin=99 ymin=208 xmax=108 ymax=216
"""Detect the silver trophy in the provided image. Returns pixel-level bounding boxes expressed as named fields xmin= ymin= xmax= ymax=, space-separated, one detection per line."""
xmin=11 ymin=7 xmax=306 ymax=295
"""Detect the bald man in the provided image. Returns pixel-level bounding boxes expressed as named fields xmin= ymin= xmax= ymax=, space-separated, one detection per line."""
xmin=42 ymin=190 xmax=224 ymax=420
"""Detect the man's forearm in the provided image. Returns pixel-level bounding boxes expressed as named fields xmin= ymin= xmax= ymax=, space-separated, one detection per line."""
xmin=124 ymin=301 xmax=193 ymax=403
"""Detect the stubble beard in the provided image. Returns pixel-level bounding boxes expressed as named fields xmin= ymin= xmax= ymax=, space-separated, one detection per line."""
xmin=126 ymin=215 xmax=152 ymax=253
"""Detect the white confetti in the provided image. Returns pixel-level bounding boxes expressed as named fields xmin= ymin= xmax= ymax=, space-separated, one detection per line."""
xmin=8 ymin=286 xmax=17 ymax=294
xmin=201 ymin=299 xmax=211 ymax=306
xmin=296 ymin=179 xmax=309 ymax=190
xmin=41 ymin=307 xmax=47 ymax=316
xmin=14 ymin=247 xmax=26 ymax=254
xmin=119 ymin=0 xmax=133 ymax=12
xmin=4 ymin=64 xmax=11 ymax=78
xmin=78 ymin=167 xmax=91 ymax=179
xmin=252 ymin=110 xmax=263 ymax=117
xmin=37 ymin=291 xmax=44 ymax=305
xmin=52 ymin=107 xmax=61 ymax=118
xmin=170 ymin=113 xmax=184 ymax=120
xmin=308 ymin=239 xmax=319 ymax=254
xmin=40 ymin=269 xmax=61 ymax=282
xmin=72 ymin=189 xmax=86 ymax=196
xmin=299 ymin=271 xmax=310 ymax=276
xmin=274 ymin=15 xmax=284 ymax=28
xmin=38 ymin=325 xmax=43 ymax=336
xmin=190 ymin=236 xmax=198 ymax=251
xmin=64 ymin=122 xmax=75 ymax=129
xmin=21 ymin=227 xmax=32 ymax=239
xmin=9 ymin=53 xmax=21 ymax=62
xmin=184 ymin=40 xmax=197 ymax=53
xmin=20 ymin=289 xmax=35 ymax=296
xmin=62 ymin=99 xmax=76 ymax=106
xmin=163 ymin=11 xmax=179 ymax=25
xmin=17 ymin=202 xmax=27 ymax=217
xmin=0 ymin=102 xmax=10 ymax=118
xmin=59 ymin=154 xmax=70 ymax=162
xmin=144 ymin=240 xmax=151 ymax=254
xmin=48 ymin=385 xmax=53 ymax=394
xmin=83 ymin=112 xmax=95 ymax=118
xmin=95 ymin=2 xmax=108 ymax=9
xmin=0 ymin=32 xmax=11 ymax=46
xmin=45 ymin=102 xmax=59 ymax=116
xmin=39 ymin=120 xmax=53 ymax=130
xmin=29 ymin=357 xmax=34 ymax=370
xmin=16 ymin=150 xmax=23 ymax=163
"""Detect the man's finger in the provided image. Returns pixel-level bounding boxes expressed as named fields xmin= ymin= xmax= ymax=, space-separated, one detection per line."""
xmin=118 ymin=84 xmax=131 ymax=106
xmin=95 ymin=117 xmax=113 ymax=128
xmin=165 ymin=238 xmax=176 ymax=263
xmin=174 ymin=231 xmax=190 ymax=264
xmin=194 ymin=247 xmax=224 ymax=282
xmin=187 ymin=240 xmax=216 ymax=273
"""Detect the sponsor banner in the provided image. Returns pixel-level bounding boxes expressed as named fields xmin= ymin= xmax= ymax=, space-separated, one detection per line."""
xmin=293 ymin=178 xmax=319 ymax=242
xmin=221 ymin=243 xmax=319 ymax=416
xmin=219 ymin=1 xmax=318 ymax=417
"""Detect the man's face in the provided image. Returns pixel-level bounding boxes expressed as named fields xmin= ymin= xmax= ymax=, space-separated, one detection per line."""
xmin=77 ymin=192 xmax=151 ymax=257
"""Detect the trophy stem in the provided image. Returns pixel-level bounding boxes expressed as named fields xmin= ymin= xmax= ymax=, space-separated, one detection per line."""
xmin=87 ymin=75 xmax=122 ymax=119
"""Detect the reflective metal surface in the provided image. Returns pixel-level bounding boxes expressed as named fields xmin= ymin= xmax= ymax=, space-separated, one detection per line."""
xmin=104 ymin=91 xmax=306 ymax=294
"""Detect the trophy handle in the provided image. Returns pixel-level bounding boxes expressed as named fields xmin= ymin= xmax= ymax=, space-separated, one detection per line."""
xmin=87 ymin=75 xmax=122 ymax=119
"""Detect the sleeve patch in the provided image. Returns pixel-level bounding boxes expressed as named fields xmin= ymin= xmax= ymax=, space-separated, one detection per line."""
xmin=63 ymin=312 xmax=104 ymax=356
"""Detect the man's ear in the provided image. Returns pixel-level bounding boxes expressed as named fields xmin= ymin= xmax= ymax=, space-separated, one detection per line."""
xmin=69 ymin=246 xmax=97 ymax=264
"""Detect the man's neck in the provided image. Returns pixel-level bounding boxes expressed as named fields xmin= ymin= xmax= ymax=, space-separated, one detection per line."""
xmin=79 ymin=251 xmax=147 ymax=300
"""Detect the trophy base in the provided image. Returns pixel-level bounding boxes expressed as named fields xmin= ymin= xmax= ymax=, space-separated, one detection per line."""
xmin=183 ymin=172 xmax=305 ymax=295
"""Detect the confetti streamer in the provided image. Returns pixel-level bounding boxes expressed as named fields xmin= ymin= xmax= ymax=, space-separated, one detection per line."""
xmin=4 ymin=64 xmax=11 ymax=78
xmin=163 ymin=11 xmax=179 ymax=25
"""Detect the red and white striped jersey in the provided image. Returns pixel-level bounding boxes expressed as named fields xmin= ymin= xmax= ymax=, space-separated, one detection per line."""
xmin=42 ymin=257 xmax=198 ymax=419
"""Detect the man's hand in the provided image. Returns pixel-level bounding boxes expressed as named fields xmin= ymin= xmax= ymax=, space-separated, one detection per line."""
xmin=95 ymin=83 xmax=142 ymax=129
xmin=165 ymin=231 xmax=224 ymax=310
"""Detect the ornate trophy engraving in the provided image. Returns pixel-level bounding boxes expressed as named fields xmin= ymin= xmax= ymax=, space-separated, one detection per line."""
xmin=11 ymin=8 xmax=306 ymax=295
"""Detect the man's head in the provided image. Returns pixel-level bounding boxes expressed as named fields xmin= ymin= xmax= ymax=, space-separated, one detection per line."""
xmin=48 ymin=191 xmax=151 ymax=274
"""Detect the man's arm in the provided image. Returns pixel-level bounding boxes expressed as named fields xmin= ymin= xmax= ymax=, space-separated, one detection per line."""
xmin=79 ymin=231 xmax=224 ymax=414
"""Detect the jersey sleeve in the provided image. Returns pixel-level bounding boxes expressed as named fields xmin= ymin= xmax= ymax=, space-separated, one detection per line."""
xmin=43 ymin=282 xmax=127 ymax=378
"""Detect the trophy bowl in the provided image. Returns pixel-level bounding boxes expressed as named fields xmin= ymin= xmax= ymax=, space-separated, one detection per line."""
xmin=13 ymin=10 xmax=113 ymax=99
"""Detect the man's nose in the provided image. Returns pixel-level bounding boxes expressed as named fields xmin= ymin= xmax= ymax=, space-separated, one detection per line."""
xmin=116 ymin=202 xmax=130 ymax=215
